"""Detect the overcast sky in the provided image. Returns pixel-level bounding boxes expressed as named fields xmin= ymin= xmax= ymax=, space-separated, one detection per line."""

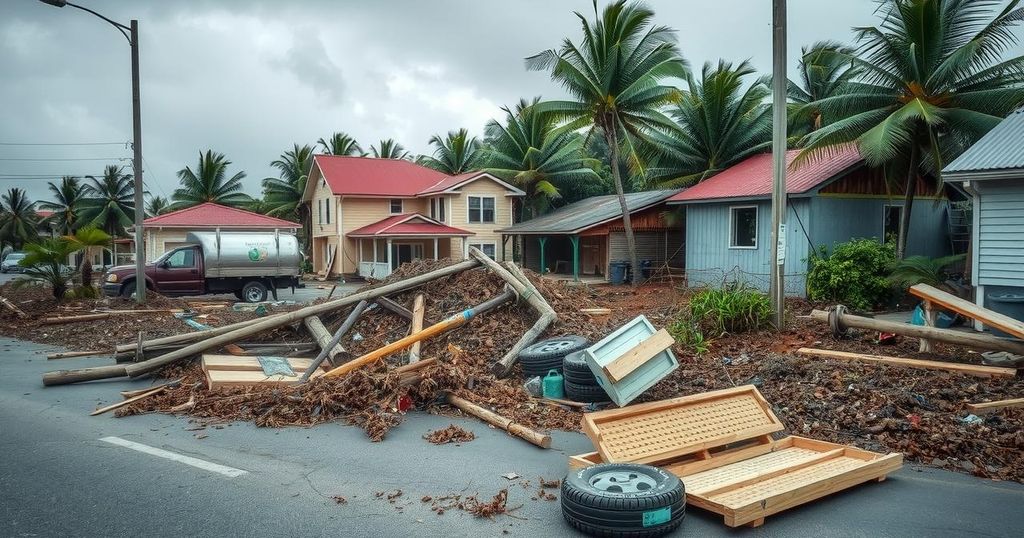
xmin=0 ymin=0 xmax=994 ymax=203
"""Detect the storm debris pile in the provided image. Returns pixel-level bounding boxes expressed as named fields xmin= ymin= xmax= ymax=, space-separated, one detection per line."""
xmin=423 ymin=424 xmax=476 ymax=444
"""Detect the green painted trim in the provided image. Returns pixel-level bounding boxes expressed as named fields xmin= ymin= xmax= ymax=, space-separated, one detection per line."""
xmin=538 ymin=236 xmax=547 ymax=274
xmin=570 ymin=235 xmax=580 ymax=282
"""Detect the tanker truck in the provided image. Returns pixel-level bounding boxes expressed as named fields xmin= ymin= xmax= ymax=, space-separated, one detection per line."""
xmin=102 ymin=231 xmax=302 ymax=302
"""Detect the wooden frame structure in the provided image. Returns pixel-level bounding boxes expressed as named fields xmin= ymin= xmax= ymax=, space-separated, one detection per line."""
xmin=202 ymin=355 xmax=323 ymax=390
xmin=569 ymin=385 xmax=902 ymax=528
xmin=910 ymin=283 xmax=1024 ymax=345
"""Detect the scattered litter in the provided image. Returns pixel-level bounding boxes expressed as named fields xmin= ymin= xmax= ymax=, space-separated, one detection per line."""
xmin=423 ymin=424 xmax=475 ymax=444
xmin=961 ymin=414 xmax=983 ymax=425
xmin=332 ymin=495 xmax=347 ymax=504
xmin=501 ymin=472 xmax=520 ymax=480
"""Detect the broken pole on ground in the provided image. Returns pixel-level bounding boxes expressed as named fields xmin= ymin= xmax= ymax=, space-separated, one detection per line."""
xmin=407 ymin=294 xmax=426 ymax=363
xmin=444 ymin=392 xmax=551 ymax=448
xmin=303 ymin=316 xmax=346 ymax=366
xmin=298 ymin=299 xmax=369 ymax=382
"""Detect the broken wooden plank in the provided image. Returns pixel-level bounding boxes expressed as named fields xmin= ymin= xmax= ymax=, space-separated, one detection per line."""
xmin=910 ymin=283 xmax=1024 ymax=340
xmin=120 ymin=377 xmax=184 ymax=399
xmin=408 ymin=294 xmax=426 ymax=363
xmin=966 ymin=398 xmax=1024 ymax=415
xmin=375 ymin=296 xmax=413 ymax=321
xmin=796 ymin=347 xmax=1016 ymax=378
xmin=0 ymin=296 xmax=27 ymax=318
xmin=303 ymin=315 xmax=345 ymax=365
xmin=445 ymin=393 xmax=551 ymax=448
xmin=47 ymin=350 xmax=105 ymax=360
xmin=92 ymin=379 xmax=182 ymax=416
xmin=42 ymin=313 xmax=112 ymax=325
xmin=201 ymin=355 xmax=315 ymax=372
xmin=206 ymin=369 xmax=322 ymax=390
xmin=602 ymin=328 xmax=675 ymax=383
xmin=581 ymin=307 xmax=612 ymax=315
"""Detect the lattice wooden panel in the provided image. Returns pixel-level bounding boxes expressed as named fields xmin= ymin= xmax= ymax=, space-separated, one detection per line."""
xmin=584 ymin=385 xmax=783 ymax=464
xmin=684 ymin=447 xmax=822 ymax=495
xmin=707 ymin=456 xmax=866 ymax=508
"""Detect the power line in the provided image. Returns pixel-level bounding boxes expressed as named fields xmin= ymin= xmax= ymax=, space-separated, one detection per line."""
xmin=0 ymin=141 xmax=128 ymax=146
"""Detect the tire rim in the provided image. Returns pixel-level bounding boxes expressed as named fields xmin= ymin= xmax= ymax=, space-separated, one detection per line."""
xmin=535 ymin=339 xmax=577 ymax=353
xmin=245 ymin=288 xmax=263 ymax=302
xmin=589 ymin=470 xmax=658 ymax=494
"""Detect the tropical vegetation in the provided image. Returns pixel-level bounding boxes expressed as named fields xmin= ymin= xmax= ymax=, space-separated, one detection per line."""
xmin=78 ymin=165 xmax=135 ymax=240
xmin=172 ymin=150 xmax=252 ymax=209
xmin=369 ymin=139 xmax=410 ymax=160
xmin=807 ymin=238 xmax=897 ymax=310
xmin=38 ymin=176 xmax=86 ymax=235
xmin=262 ymin=144 xmax=315 ymax=249
xmin=418 ymin=128 xmax=482 ymax=174
xmin=12 ymin=237 xmax=79 ymax=300
xmin=0 ymin=188 xmax=39 ymax=250
xmin=145 ymin=195 xmax=171 ymax=218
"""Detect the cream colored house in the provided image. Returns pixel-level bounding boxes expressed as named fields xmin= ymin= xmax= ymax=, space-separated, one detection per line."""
xmin=302 ymin=155 xmax=524 ymax=278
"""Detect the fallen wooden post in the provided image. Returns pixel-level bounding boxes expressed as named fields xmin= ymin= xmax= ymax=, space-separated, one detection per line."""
xmin=42 ymin=313 xmax=112 ymax=325
xmin=919 ymin=300 xmax=938 ymax=353
xmin=966 ymin=398 xmax=1024 ymax=415
xmin=303 ymin=316 xmax=345 ymax=365
xmin=324 ymin=287 xmax=517 ymax=379
xmin=408 ymin=294 xmax=425 ymax=363
xmin=796 ymin=348 xmax=1017 ymax=378
xmin=47 ymin=350 xmax=105 ymax=360
xmin=44 ymin=259 xmax=479 ymax=386
xmin=92 ymin=379 xmax=182 ymax=416
xmin=0 ymin=296 xmax=27 ymax=318
xmin=809 ymin=308 xmax=1024 ymax=356
xmin=298 ymin=300 xmax=369 ymax=382
xmin=376 ymin=296 xmax=413 ymax=321
xmin=445 ymin=392 xmax=551 ymax=448
xmin=120 ymin=377 xmax=184 ymax=398
xmin=910 ymin=283 xmax=1024 ymax=340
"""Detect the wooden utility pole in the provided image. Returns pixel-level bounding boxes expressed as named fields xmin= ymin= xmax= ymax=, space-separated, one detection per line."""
xmin=770 ymin=0 xmax=788 ymax=329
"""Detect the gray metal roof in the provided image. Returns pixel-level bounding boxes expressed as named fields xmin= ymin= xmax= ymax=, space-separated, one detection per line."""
xmin=498 ymin=189 xmax=680 ymax=235
xmin=944 ymin=108 xmax=1024 ymax=180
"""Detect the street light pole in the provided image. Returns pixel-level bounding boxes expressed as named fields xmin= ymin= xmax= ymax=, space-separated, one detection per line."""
xmin=39 ymin=0 xmax=146 ymax=303
xmin=770 ymin=0 xmax=788 ymax=328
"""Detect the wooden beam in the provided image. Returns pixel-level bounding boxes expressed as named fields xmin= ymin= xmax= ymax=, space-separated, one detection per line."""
xmin=303 ymin=316 xmax=345 ymax=365
xmin=408 ymin=294 xmax=426 ymax=363
xmin=91 ymin=386 xmax=167 ymax=416
xmin=603 ymin=328 xmax=675 ymax=383
xmin=47 ymin=350 xmax=105 ymax=360
xmin=375 ymin=296 xmax=413 ymax=321
xmin=808 ymin=309 xmax=1024 ymax=356
xmin=119 ymin=377 xmax=184 ymax=398
xmin=445 ymin=393 xmax=551 ymax=448
xmin=0 ymin=296 xmax=27 ymax=318
xmin=910 ymin=283 xmax=1024 ymax=340
xmin=207 ymin=369 xmax=322 ymax=390
xmin=298 ymin=300 xmax=368 ymax=382
xmin=966 ymin=398 xmax=1024 ymax=415
xmin=201 ymin=355 xmax=315 ymax=372
xmin=796 ymin=347 xmax=1016 ymax=378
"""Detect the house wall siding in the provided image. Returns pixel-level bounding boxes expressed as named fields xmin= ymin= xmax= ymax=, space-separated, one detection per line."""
xmin=809 ymin=195 xmax=949 ymax=257
xmin=684 ymin=199 xmax=811 ymax=296
xmin=449 ymin=178 xmax=514 ymax=261
xmin=977 ymin=178 xmax=1024 ymax=287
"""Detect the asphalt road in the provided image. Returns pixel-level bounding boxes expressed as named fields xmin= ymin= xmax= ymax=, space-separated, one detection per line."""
xmin=3 ymin=338 xmax=1024 ymax=537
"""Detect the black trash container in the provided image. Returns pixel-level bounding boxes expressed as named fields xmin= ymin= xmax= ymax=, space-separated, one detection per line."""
xmin=986 ymin=292 xmax=1024 ymax=338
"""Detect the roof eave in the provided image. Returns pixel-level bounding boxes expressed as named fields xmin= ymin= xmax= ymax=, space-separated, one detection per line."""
xmin=943 ymin=168 xmax=1024 ymax=182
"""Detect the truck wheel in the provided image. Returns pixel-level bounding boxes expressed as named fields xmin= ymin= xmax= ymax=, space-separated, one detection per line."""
xmin=120 ymin=281 xmax=136 ymax=298
xmin=241 ymin=281 xmax=268 ymax=303
xmin=233 ymin=290 xmax=244 ymax=301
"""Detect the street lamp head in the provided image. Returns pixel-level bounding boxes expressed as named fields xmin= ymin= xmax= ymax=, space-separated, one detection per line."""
xmin=38 ymin=0 xmax=68 ymax=7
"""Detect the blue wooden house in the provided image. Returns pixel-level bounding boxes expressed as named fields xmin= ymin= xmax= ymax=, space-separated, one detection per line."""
xmin=944 ymin=107 xmax=1024 ymax=327
xmin=667 ymin=146 xmax=952 ymax=296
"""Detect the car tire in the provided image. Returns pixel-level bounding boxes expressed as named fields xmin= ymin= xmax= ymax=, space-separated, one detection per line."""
xmin=565 ymin=379 xmax=611 ymax=403
xmin=519 ymin=336 xmax=589 ymax=377
xmin=233 ymin=290 xmax=245 ymax=301
xmin=563 ymin=351 xmax=599 ymax=385
xmin=562 ymin=463 xmax=685 ymax=537
xmin=120 ymin=281 xmax=136 ymax=298
xmin=242 ymin=281 xmax=268 ymax=303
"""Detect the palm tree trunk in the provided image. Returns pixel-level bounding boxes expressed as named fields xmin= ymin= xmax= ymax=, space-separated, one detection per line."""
xmin=896 ymin=145 xmax=920 ymax=260
xmin=604 ymin=122 xmax=641 ymax=286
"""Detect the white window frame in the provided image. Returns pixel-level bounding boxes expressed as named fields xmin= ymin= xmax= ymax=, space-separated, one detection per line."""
xmin=389 ymin=199 xmax=403 ymax=215
xmin=728 ymin=205 xmax=758 ymax=250
xmin=882 ymin=204 xmax=903 ymax=244
xmin=437 ymin=196 xmax=446 ymax=222
xmin=469 ymin=242 xmax=497 ymax=260
xmin=467 ymin=196 xmax=495 ymax=224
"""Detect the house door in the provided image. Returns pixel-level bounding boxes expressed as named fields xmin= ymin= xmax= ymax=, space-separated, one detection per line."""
xmin=391 ymin=243 xmax=424 ymax=270
xmin=580 ymin=236 xmax=604 ymax=275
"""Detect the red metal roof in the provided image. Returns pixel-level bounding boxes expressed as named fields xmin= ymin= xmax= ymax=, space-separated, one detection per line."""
xmin=314 ymin=156 xmax=451 ymax=197
xmin=142 ymin=202 xmax=300 ymax=228
xmin=668 ymin=146 xmax=863 ymax=203
xmin=418 ymin=171 xmax=485 ymax=195
xmin=36 ymin=210 xmax=54 ymax=218
xmin=347 ymin=214 xmax=474 ymax=237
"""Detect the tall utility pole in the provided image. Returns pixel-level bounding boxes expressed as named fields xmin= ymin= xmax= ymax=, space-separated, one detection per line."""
xmin=770 ymin=0 xmax=788 ymax=328
xmin=39 ymin=1 xmax=146 ymax=303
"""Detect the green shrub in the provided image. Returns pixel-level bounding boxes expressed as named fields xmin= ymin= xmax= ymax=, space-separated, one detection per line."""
xmin=669 ymin=286 xmax=773 ymax=353
xmin=66 ymin=285 xmax=100 ymax=300
xmin=887 ymin=254 xmax=966 ymax=290
xmin=807 ymin=239 xmax=895 ymax=310
xmin=667 ymin=317 xmax=709 ymax=355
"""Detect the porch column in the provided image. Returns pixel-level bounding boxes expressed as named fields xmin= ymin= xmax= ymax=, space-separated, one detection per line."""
xmin=538 ymin=236 xmax=547 ymax=274
xmin=570 ymin=235 xmax=580 ymax=282
xmin=433 ymin=237 xmax=439 ymax=260
xmin=358 ymin=239 xmax=364 ymax=264
xmin=386 ymin=238 xmax=393 ymax=271
xmin=372 ymin=239 xmax=378 ymax=273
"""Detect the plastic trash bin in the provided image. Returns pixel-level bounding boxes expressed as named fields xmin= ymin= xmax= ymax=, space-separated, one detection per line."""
xmin=608 ymin=261 xmax=628 ymax=285
xmin=640 ymin=260 xmax=653 ymax=279
xmin=986 ymin=292 xmax=1024 ymax=338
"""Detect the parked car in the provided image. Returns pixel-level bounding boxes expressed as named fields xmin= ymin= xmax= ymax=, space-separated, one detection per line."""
xmin=1 ymin=252 xmax=27 ymax=273
xmin=102 ymin=231 xmax=301 ymax=302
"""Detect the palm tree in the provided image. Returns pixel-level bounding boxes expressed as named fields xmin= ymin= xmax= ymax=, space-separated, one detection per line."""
xmin=643 ymin=60 xmax=772 ymax=187
xmin=369 ymin=139 xmax=410 ymax=160
xmin=481 ymin=98 xmax=601 ymax=219
xmin=418 ymin=128 xmax=483 ymax=174
xmin=68 ymin=226 xmax=110 ymax=288
xmin=145 ymin=195 xmax=170 ymax=217
xmin=79 ymin=165 xmax=135 ymax=240
xmin=0 ymin=188 xmax=39 ymax=249
xmin=788 ymin=41 xmax=862 ymax=140
xmin=317 ymin=132 xmax=363 ymax=156
xmin=527 ymin=0 xmax=688 ymax=284
xmin=262 ymin=144 xmax=315 ymax=252
xmin=172 ymin=150 xmax=252 ymax=209
xmin=799 ymin=0 xmax=1024 ymax=258
xmin=38 ymin=176 xmax=86 ymax=235
xmin=13 ymin=237 xmax=79 ymax=300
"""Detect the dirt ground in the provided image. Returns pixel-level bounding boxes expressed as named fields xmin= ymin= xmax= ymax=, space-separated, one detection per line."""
xmin=5 ymin=262 xmax=1022 ymax=483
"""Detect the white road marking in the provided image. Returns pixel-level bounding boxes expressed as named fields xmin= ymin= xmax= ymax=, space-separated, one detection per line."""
xmin=100 ymin=436 xmax=248 ymax=478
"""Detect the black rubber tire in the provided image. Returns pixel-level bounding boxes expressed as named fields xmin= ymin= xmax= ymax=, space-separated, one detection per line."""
xmin=563 ymin=351 xmax=599 ymax=385
xmin=120 ymin=281 xmax=136 ymax=298
xmin=565 ymin=379 xmax=611 ymax=403
xmin=519 ymin=336 xmax=588 ymax=378
xmin=241 ymin=281 xmax=268 ymax=303
xmin=561 ymin=463 xmax=685 ymax=537
xmin=233 ymin=290 xmax=245 ymax=301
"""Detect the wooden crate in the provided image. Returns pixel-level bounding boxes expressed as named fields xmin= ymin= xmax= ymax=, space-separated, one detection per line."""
xmin=201 ymin=354 xmax=321 ymax=390
xmin=571 ymin=385 xmax=902 ymax=528
xmin=582 ymin=315 xmax=679 ymax=407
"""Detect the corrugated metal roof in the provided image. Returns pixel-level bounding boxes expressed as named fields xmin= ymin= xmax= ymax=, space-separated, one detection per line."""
xmin=668 ymin=145 xmax=862 ymax=203
xmin=944 ymin=108 xmax=1024 ymax=177
xmin=498 ymin=190 xmax=680 ymax=235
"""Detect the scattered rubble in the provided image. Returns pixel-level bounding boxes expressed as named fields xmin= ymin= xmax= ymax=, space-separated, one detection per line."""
xmin=423 ymin=424 xmax=475 ymax=444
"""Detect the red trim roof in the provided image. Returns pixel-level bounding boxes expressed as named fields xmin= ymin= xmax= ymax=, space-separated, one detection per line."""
xmin=142 ymin=202 xmax=300 ymax=228
xmin=668 ymin=146 xmax=863 ymax=203
xmin=36 ymin=210 xmax=55 ymax=218
xmin=314 ymin=156 xmax=450 ymax=197
xmin=347 ymin=214 xmax=474 ymax=237
xmin=418 ymin=171 xmax=485 ymax=195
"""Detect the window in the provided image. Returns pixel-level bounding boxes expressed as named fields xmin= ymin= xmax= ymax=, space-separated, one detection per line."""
xmin=883 ymin=205 xmax=903 ymax=243
xmin=430 ymin=197 xmax=447 ymax=222
xmin=470 ymin=242 xmax=496 ymax=260
xmin=390 ymin=199 xmax=403 ymax=214
xmin=165 ymin=248 xmax=195 ymax=268
xmin=317 ymin=199 xmax=323 ymax=225
xmin=729 ymin=206 xmax=758 ymax=249
xmin=468 ymin=196 xmax=495 ymax=224
xmin=325 ymin=199 xmax=331 ymax=224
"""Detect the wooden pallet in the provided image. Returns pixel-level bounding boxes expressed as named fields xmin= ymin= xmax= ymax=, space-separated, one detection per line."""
xmin=571 ymin=385 xmax=902 ymax=528
xmin=201 ymin=354 xmax=321 ymax=390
